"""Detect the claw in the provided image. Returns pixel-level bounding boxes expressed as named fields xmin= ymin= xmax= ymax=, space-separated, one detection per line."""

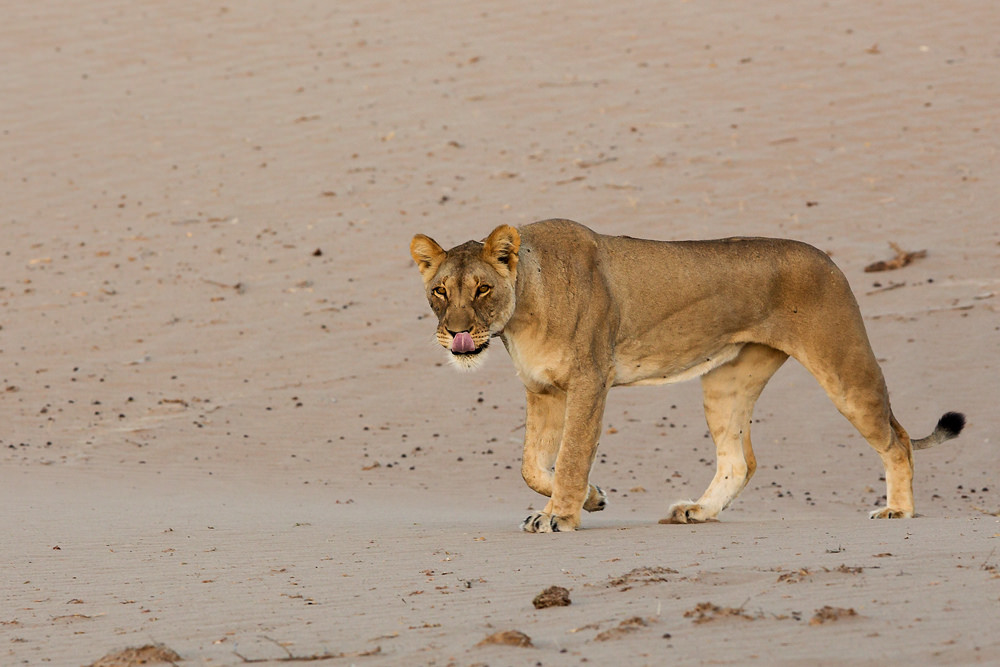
xmin=584 ymin=485 xmax=608 ymax=512
xmin=869 ymin=507 xmax=912 ymax=519
xmin=521 ymin=512 xmax=577 ymax=532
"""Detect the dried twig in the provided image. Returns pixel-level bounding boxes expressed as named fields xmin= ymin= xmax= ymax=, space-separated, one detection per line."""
xmin=233 ymin=636 xmax=380 ymax=663
xmin=864 ymin=242 xmax=926 ymax=272
xmin=866 ymin=281 xmax=906 ymax=295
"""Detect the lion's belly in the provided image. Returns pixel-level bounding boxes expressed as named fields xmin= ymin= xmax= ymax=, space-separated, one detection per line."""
xmin=613 ymin=343 xmax=744 ymax=387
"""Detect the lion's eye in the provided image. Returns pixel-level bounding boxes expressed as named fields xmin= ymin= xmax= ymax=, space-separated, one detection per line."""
xmin=432 ymin=286 xmax=447 ymax=298
xmin=476 ymin=284 xmax=491 ymax=297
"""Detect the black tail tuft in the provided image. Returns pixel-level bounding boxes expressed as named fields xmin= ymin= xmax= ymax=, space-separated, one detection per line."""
xmin=937 ymin=411 xmax=966 ymax=438
xmin=913 ymin=411 xmax=966 ymax=451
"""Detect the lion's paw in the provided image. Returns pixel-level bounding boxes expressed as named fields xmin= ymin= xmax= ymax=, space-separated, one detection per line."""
xmin=521 ymin=512 xmax=578 ymax=533
xmin=658 ymin=501 xmax=718 ymax=525
xmin=869 ymin=507 xmax=913 ymax=519
xmin=583 ymin=485 xmax=607 ymax=513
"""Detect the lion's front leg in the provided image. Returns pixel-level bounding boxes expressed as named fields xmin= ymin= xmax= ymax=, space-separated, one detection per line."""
xmin=520 ymin=389 xmax=564 ymax=500
xmin=522 ymin=385 xmax=607 ymax=532
xmin=520 ymin=389 xmax=607 ymax=529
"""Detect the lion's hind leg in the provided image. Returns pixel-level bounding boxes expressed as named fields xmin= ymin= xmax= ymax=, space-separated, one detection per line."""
xmin=866 ymin=415 xmax=915 ymax=519
xmin=661 ymin=344 xmax=787 ymax=524
xmin=791 ymin=325 xmax=915 ymax=518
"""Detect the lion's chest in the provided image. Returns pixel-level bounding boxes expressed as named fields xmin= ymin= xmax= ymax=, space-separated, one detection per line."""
xmin=501 ymin=334 xmax=565 ymax=392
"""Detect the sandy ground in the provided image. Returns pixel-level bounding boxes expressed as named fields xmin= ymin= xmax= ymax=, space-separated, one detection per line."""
xmin=2 ymin=1 xmax=999 ymax=665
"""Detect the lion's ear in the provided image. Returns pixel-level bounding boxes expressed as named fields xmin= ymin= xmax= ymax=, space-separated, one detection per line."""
xmin=410 ymin=234 xmax=446 ymax=282
xmin=482 ymin=225 xmax=520 ymax=275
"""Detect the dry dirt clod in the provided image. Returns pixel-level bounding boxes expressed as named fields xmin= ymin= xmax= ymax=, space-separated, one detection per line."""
xmin=593 ymin=616 xmax=652 ymax=641
xmin=684 ymin=601 xmax=760 ymax=624
xmin=777 ymin=567 xmax=812 ymax=583
xmin=532 ymin=585 xmax=571 ymax=609
xmin=85 ymin=644 xmax=181 ymax=667
xmin=607 ymin=565 xmax=679 ymax=589
xmin=810 ymin=605 xmax=858 ymax=625
xmin=476 ymin=629 xmax=533 ymax=648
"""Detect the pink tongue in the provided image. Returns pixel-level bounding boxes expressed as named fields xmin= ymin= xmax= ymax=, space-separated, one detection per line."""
xmin=451 ymin=331 xmax=476 ymax=353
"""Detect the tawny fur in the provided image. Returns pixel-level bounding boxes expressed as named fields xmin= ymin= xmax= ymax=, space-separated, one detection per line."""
xmin=410 ymin=219 xmax=964 ymax=532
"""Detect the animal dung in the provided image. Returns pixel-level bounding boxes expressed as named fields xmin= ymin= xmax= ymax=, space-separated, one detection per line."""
xmin=532 ymin=585 xmax=572 ymax=609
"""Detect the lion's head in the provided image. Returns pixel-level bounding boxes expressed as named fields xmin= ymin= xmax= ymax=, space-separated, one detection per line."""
xmin=410 ymin=225 xmax=520 ymax=371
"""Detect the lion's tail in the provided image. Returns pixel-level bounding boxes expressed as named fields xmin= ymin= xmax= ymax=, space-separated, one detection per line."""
xmin=912 ymin=412 xmax=966 ymax=450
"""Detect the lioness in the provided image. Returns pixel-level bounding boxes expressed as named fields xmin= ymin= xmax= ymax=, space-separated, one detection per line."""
xmin=410 ymin=219 xmax=964 ymax=532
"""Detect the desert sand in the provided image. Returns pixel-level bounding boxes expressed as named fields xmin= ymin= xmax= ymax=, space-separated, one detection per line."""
xmin=2 ymin=1 xmax=998 ymax=665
